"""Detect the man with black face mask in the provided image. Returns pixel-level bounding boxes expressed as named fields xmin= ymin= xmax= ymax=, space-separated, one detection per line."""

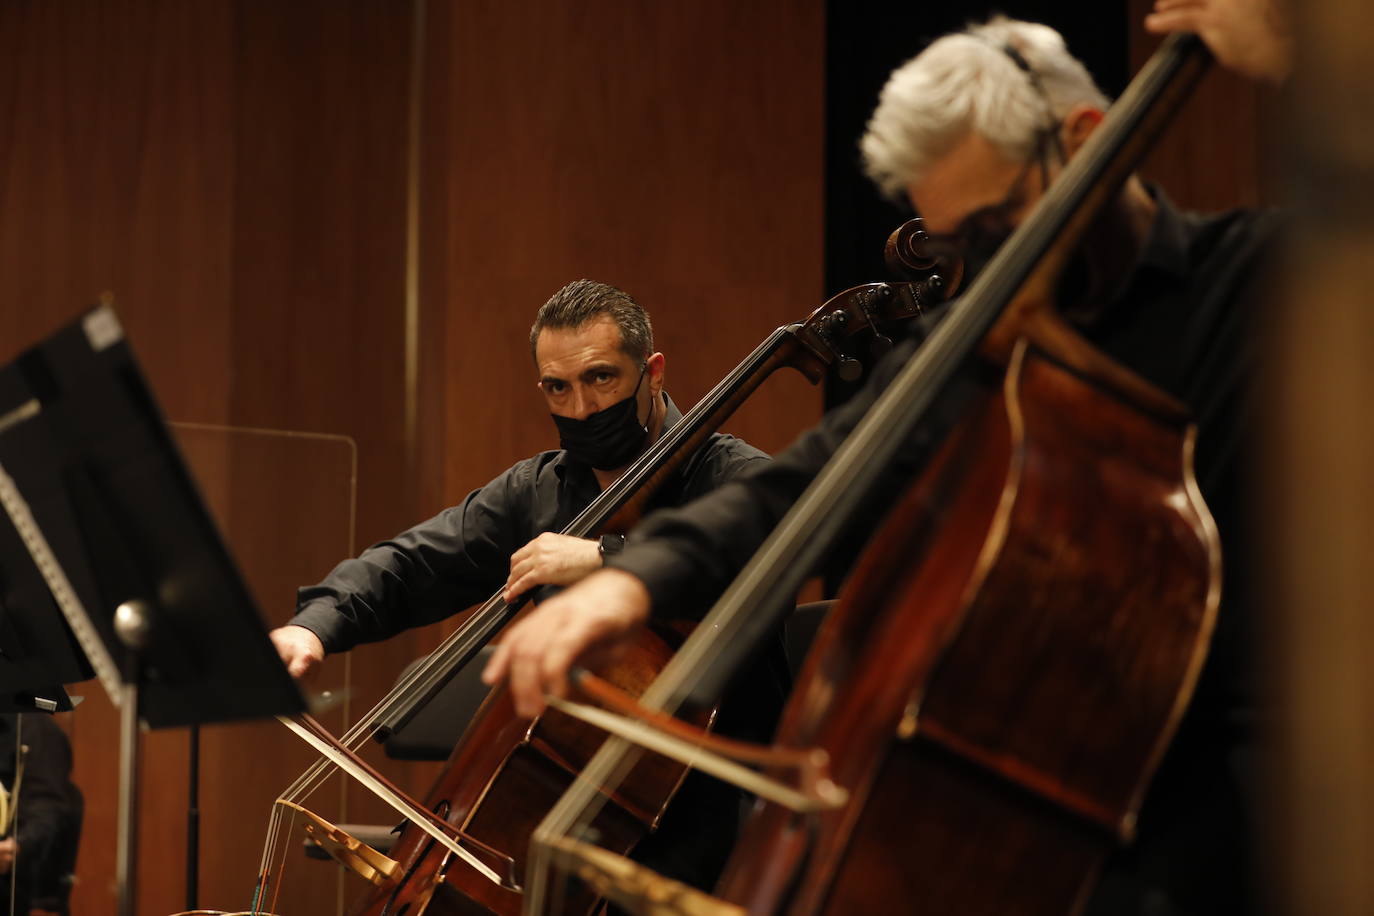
xmin=269 ymin=279 xmax=774 ymax=896
xmin=270 ymin=278 xmax=769 ymax=680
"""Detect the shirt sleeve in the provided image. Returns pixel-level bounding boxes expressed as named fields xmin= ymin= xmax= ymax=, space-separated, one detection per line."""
xmin=609 ymin=331 xmax=934 ymax=620
xmin=289 ymin=460 xmax=535 ymax=653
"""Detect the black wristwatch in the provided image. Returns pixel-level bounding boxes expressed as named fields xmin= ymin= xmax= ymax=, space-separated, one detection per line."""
xmin=598 ymin=534 xmax=627 ymax=562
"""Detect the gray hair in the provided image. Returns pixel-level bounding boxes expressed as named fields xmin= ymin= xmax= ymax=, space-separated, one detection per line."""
xmin=860 ymin=16 xmax=1110 ymax=200
xmin=529 ymin=279 xmax=654 ymax=365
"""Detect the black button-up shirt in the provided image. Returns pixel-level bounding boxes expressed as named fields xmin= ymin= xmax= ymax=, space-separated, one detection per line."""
xmin=290 ymin=394 xmax=770 ymax=653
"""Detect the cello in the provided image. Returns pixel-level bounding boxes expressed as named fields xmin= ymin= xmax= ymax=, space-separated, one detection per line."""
xmin=248 ymin=232 xmax=957 ymax=916
xmin=527 ymin=31 xmax=1221 ymax=916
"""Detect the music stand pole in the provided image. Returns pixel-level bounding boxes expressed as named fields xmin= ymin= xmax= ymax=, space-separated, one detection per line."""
xmin=113 ymin=601 xmax=152 ymax=916
xmin=115 ymin=680 xmax=140 ymax=916
xmin=188 ymin=723 xmax=200 ymax=911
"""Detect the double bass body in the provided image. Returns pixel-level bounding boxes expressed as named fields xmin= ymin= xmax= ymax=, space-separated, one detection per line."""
xmin=348 ymin=627 xmax=705 ymax=916
xmin=714 ymin=339 xmax=1220 ymax=914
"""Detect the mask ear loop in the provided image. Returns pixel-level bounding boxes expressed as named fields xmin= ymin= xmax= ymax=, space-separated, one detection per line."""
xmin=630 ymin=362 xmax=650 ymax=429
xmin=997 ymin=41 xmax=1066 ymax=189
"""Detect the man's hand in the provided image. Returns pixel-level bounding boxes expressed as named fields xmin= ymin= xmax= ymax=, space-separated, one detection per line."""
xmin=0 ymin=837 xmax=16 ymax=875
xmin=503 ymin=532 xmax=603 ymax=602
xmin=1145 ymin=0 xmax=1292 ymax=84
xmin=270 ymin=625 xmax=326 ymax=680
xmin=483 ymin=567 xmax=652 ymax=717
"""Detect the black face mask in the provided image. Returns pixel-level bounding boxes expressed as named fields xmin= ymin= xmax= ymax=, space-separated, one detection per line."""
xmin=922 ymin=128 xmax=1061 ymax=287
xmin=551 ymin=368 xmax=649 ymax=470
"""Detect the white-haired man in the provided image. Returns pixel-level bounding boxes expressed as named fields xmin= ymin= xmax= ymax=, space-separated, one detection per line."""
xmin=486 ymin=5 xmax=1289 ymax=913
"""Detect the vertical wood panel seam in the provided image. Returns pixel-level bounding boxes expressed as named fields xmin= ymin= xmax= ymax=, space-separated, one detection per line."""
xmin=404 ymin=0 xmax=426 ymax=470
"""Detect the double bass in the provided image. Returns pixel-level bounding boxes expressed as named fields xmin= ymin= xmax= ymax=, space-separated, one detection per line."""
xmin=528 ymin=32 xmax=1221 ymax=916
xmin=247 ymin=237 xmax=957 ymax=916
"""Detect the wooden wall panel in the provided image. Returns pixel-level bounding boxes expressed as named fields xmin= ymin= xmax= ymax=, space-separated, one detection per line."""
xmin=423 ymin=0 xmax=827 ymax=524
xmin=227 ymin=0 xmax=412 ymax=529
xmin=0 ymin=0 xmax=235 ymax=421
xmin=0 ymin=0 xmax=415 ymax=911
xmin=0 ymin=0 xmax=826 ymax=912
xmin=184 ymin=425 xmax=361 ymax=916
xmin=1127 ymin=0 xmax=1275 ymax=211
xmin=0 ymin=2 xmax=235 ymax=913
xmin=216 ymin=1 xmax=419 ymax=911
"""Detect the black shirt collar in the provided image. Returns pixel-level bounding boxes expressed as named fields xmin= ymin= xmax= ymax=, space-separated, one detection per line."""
xmin=1132 ymin=184 xmax=1192 ymax=283
xmin=1062 ymin=184 xmax=1192 ymax=330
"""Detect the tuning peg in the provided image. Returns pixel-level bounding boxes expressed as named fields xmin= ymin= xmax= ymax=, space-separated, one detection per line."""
xmin=820 ymin=309 xmax=849 ymax=337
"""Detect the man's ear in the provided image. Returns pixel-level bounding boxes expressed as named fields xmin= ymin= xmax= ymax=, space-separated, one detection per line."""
xmin=646 ymin=351 xmax=666 ymax=396
xmin=1060 ymin=104 xmax=1106 ymax=158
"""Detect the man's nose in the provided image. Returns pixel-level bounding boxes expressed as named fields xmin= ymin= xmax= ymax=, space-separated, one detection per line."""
xmin=569 ymin=386 xmax=601 ymax=420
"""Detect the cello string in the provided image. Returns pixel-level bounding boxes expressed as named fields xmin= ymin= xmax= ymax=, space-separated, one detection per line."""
xmin=267 ymin=804 xmax=295 ymax=916
xmin=256 ymin=779 xmax=324 ymax=914
xmin=276 ymin=714 xmax=504 ymax=884
xmin=256 ymin=756 xmax=314 ymax=906
xmin=253 ymin=806 xmax=285 ymax=915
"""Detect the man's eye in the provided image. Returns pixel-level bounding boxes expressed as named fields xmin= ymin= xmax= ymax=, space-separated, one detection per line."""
xmin=594 ymin=372 xmax=614 ymax=384
xmin=544 ymin=382 xmax=565 ymax=395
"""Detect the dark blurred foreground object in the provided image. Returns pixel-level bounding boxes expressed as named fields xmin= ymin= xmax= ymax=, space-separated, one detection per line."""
xmin=0 ymin=713 xmax=80 ymax=916
xmin=1271 ymin=2 xmax=1374 ymax=914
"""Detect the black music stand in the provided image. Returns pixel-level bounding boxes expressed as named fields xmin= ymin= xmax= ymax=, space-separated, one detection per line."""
xmin=0 ymin=305 xmax=305 ymax=916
